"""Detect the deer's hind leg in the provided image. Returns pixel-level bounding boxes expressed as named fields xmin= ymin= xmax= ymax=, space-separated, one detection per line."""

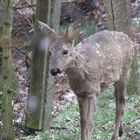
xmin=111 ymin=76 xmax=128 ymax=140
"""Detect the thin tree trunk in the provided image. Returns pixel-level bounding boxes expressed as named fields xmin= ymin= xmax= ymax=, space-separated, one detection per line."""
xmin=26 ymin=0 xmax=52 ymax=130
xmin=51 ymin=0 xmax=62 ymax=31
xmin=112 ymin=0 xmax=128 ymax=33
xmin=26 ymin=0 xmax=62 ymax=130
xmin=126 ymin=0 xmax=140 ymax=95
xmin=0 ymin=0 xmax=15 ymax=140
xmin=42 ymin=0 xmax=62 ymax=130
xmin=127 ymin=46 xmax=139 ymax=94
xmin=112 ymin=0 xmax=139 ymax=95
xmin=36 ymin=0 xmax=52 ymax=24
xmin=103 ymin=0 xmax=114 ymax=30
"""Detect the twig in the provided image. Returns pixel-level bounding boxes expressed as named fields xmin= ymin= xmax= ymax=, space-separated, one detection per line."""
xmin=13 ymin=4 xmax=36 ymax=10
xmin=14 ymin=0 xmax=22 ymax=7
xmin=13 ymin=46 xmax=31 ymax=63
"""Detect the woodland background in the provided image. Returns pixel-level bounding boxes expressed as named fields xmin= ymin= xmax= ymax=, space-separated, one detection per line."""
xmin=0 ymin=0 xmax=140 ymax=140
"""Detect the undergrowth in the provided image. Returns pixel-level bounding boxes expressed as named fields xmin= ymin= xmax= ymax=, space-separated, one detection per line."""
xmin=26 ymin=88 xmax=140 ymax=140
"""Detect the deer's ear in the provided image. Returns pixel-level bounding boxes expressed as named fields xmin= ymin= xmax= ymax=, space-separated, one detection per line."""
xmin=63 ymin=22 xmax=81 ymax=44
xmin=36 ymin=21 xmax=57 ymax=38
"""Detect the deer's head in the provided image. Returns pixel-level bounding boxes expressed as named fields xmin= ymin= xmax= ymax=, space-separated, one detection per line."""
xmin=37 ymin=21 xmax=81 ymax=76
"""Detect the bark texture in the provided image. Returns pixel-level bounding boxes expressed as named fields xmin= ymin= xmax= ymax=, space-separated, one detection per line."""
xmin=112 ymin=0 xmax=139 ymax=95
xmin=103 ymin=0 xmax=114 ymax=30
xmin=112 ymin=0 xmax=128 ymax=33
xmin=26 ymin=0 xmax=62 ymax=130
xmin=0 ymin=0 xmax=15 ymax=140
xmin=26 ymin=0 xmax=52 ymax=130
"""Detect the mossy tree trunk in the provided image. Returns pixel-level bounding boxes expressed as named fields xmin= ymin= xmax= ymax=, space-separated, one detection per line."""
xmin=112 ymin=0 xmax=139 ymax=95
xmin=42 ymin=0 xmax=62 ymax=130
xmin=112 ymin=0 xmax=128 ymax=32
xmin=0 ymin=0 xmax=15 ymax=140
xmin=127 ymin=48 xmax=139 ymax=94
xmin=26 ymin=0 xmax=52 ymax=130
xmin=51 ymin=0 xmax=62 ymax=31
xmin=26 ymin=0 xmax=62 ymax=130
xmin=103 ymin=0 xmax=114 ymax=30
xmin=126 ymin=0 xmax=139 ymax=95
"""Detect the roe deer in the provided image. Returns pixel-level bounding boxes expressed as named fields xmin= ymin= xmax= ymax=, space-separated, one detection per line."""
xmin=37 ymin=21 xmax=134 ymax=140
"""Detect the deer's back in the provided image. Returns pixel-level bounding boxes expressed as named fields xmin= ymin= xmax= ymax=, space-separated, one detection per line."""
xmin=75 ymin=30 xmax=134 ymax=89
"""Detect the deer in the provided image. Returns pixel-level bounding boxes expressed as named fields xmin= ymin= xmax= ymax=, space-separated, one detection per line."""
xmin=36 ymin=21 xmax=134 ymax=140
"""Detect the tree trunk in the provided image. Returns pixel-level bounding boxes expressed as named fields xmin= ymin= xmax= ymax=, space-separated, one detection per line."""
xmin=126 ymin=0 xmax=140 ymax=95
xmin=42 ymin=0 xmax=62 ymax=130
xmin=26 ymin=0 xmax=52 ymax=130
xmin=112 ymin=0 xmax=139 ymax=95
xmin=26 ymin=0 xmax=62 ymax=130
xmin=112 ymin=0 xmax=129 ymax=33
xmin=0 ymin=0 xmax=15 ymax=140
xmin=36 ymin=0 xmax=52 ymax=24
xmin=127 ymin=47 xmax=139 ymax=94
xmin=103 ymin=0 xmax=114 ymax=30
xmin=51 ymin=0 xmax=62 ymax=31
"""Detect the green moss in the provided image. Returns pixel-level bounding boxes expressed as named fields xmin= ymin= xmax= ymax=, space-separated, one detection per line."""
xmin=26 ymin=118 xmax=41 ymax=129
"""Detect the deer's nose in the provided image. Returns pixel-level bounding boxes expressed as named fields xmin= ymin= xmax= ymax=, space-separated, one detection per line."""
xmin=50 ymin=68 xmax=62 ymax=76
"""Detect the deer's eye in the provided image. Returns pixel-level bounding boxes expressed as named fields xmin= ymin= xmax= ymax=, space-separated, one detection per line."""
xmin=62 ymin=50 xmax=68 ymax=55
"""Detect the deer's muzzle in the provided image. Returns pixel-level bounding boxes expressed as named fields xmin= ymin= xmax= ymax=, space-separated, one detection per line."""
xmin=50 ymin=68 xmax=62 ymax=76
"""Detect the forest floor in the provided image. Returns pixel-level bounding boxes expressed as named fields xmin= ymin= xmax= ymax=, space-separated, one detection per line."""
xmin=24 ymin=89 xmax=140 ymax=140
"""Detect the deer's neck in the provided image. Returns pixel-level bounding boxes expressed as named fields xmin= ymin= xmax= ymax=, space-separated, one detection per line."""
xmin=65 ymin=54 xmax=85 ymax=82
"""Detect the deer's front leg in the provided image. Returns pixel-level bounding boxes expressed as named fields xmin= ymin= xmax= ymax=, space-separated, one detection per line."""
xmin=78 ymin=96 xmax=88 ymax=140
xmin=87 ymin=93 xmax=97 ymax=140
xmin=78 ymin=93 xmax=97 ymax=140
